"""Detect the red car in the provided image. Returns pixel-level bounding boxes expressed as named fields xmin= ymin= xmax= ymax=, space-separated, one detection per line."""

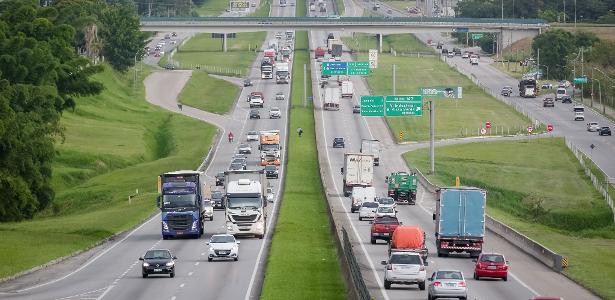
xmin=370 ymin=216 xmax=400 ymax=244
xmin=473 ymin=253 xmax=508 ymax=281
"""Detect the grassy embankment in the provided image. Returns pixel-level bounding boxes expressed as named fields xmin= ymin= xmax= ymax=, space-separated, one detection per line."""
xmin=342 ymin=34 xmax=536 ymax=141
xmin=260 ymin=31 xmax=346 ymax=299
xmin=177 ymin=72 xmax=240 ymax=114
xmin=404 ymin=138 xmax=615 ymax=299
xmin=334 ymin=0 xmax=345 ymax=15
xmin=0 ymin=65 xmax=217 ymax=279
xmin=194 ymin=0 xmax=230 ymax=16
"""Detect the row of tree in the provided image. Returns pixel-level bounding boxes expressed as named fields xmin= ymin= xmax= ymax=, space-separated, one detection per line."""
xmin=0 ymin=0 xmax=147 ymax=221
xmin=455 ymin=0 xmax=615 ymax=23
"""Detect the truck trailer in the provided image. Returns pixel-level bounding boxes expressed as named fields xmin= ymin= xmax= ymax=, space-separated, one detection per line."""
xmin=261 ymin=59 xmax=273 ymax=79
xmin=157 ymin=171 xmax=207 ymax=239
xmin=360 ymin=139 xmax=381 ymax=166
xmin=341 ymin=153 xmax=374 ymax=197
xmin=323 ymin=87 xmax=340 ymax=110
xmin=225 ymin=170 xmax=268 ymax=239
xmin=341 ymin=81 xmax=354 ymax=98
xmin=519 ymin=77 xmax=537 ymax=98
xmin=433 ymin=187 xmax=486 ymax=258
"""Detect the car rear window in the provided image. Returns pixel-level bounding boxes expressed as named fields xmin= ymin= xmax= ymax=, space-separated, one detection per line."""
xmin=378 ymin=207 xmax=394 ymax=213
xmin=480 ymin=254 xmax=504 ymax=263
xmin=378 ymin=197 xmax=394 ymax=205
xmin=390 ymin=254 xmax=422 ymax=265
xmin=375 ymin=217 xmax=399 ymax=224
xmin=435 ymin=271 xmax=463 ymax=280
xmin=362 ymin=202 xmax=378 ymax=208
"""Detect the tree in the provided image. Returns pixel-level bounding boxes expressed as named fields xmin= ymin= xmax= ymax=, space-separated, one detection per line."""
xmin=455 ymin=0 xmax=499 ymax=18
xmin=99 ymin=2 xmax=149 ymax=72
xmin=588 ymin=40 xmax=615 ymax=68
xmin=574 ymin=31 xmax=599 ymax=49
xmin=532 ymin=29 xmax=576 ymax=80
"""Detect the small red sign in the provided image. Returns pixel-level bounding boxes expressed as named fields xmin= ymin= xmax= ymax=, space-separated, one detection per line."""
xmin=485 ymin=121 xmax=491 ymax=129
xmin=547 ymin=124 xmax=554 ymax=132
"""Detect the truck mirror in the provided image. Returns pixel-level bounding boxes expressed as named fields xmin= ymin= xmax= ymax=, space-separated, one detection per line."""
xmin=432 ymin=213 xmax=436 ymax=220
xmin=424 ymin=260 xmax=429 ymax=266
xmin=380 ymin=260 xmax=387 ymax=265
xmin=156 ymin=196 xmax=161 ymax=208
xmin=340 ymin=167 xmax=344 ymax=175
xmin=138 ymin=257 xmax=144 ymax=260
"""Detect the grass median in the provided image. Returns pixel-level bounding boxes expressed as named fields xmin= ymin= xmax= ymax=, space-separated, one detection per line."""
xmin=404 ymin=138 xmax=615 ymax=299
xmin=343 ymin=32 xmax=431 ymax=53
xmin=0 ymin=65 xmax=217 ymax=279
xmin=260 ymin=31 xmax=346 ymax=299
xmin=178 ymin=72 xmax=240 ymax=114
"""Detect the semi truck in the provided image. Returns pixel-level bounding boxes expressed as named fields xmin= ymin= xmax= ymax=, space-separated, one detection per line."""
xmin=280 ymin=46 xmax=292 ymax=62
xmin=327 ymin=38 xmax=341 ymax=54
xmin=275 ymin=62 xmax=290 ymax=84
xmin=341 ymin=81 xmax=354 ymax=98
xmin=360 ymin=139 xmax=381 ymax=166
xmin=259 ymin=130 xmax=281 ymax=165
xmin=341 ymin=153 xmax=374 ymax=197
xmin=433 ymin=187 xmax=486 ymax=258
xmin=225 ymin=170 xmax=268 ymax=239
xmin=261 ymin=59 xmax=273 ymax=79
xmin=519 ymin=77 xmax=537 ymax=98
xmin=331 ymin=43 xmax=343 ymax=58
xmin=385 ymin=171 xmax=417 ymax=204
xmin=264 ymin=49 xmax=276 ymax=61
xmin=323 ymin=87 xmax=340 ymax=110
xmin=157 ymin=171 xmax=207 ymax=239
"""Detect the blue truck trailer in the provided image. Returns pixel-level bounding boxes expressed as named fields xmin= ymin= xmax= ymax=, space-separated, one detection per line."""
xmin=157 ymin=170 xmax=207 ymax=239
xmin=433 ymin=187 xmax=486 ymax=258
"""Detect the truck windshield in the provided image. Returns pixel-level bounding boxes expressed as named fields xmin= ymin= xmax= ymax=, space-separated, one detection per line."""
xmin=261 ymin=144 xmax=279 ymax=151
xmin=227 ymin=196 xmax=261 ymax=209
xmin=162 ymin=194 xmax=197 ymax=208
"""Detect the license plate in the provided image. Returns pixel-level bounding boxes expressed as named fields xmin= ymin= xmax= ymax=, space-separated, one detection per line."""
xmin=383 ymin=233 xmax=390 ymax=236
xmin=176 ymin=231 xmax=183 ymax=235
xmin=487 ymin=266 xmax=497 ymax=270
xmin=154 ymin=269 xmax=162 ymax=272
xmin=446 ymin=283 xmax=456 ymax=287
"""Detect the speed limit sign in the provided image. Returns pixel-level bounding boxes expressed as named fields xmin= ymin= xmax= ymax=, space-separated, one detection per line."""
xmin=480 ymin=128 xmax=487 ymax=135
xmin=527 ymin=126 xmax=533 ymax=133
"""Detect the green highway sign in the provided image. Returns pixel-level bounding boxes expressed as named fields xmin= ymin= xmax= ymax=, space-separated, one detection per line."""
xmin=348 ymin=61 xmax=370 ymax=75
xmin=385 ymin=95 xmax=423 ymax=116
xmin=360 ymin=95 xmax=385 ymax=116
xmin=419 ymin=86 xmax=463 ymax=99
xmin=471 ymin=33 xmax=484 ymax=40
xmin=321 ymin=62 xmax=347 ymax=76
xmin=573 ymin=76 xmax=588 ymax=84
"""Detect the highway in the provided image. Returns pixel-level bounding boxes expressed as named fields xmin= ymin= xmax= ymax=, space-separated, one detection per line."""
xmin=0 ymin=2 xmax=295 ymax=300
xmin=310 ymin=0 xmax=601 ymax=300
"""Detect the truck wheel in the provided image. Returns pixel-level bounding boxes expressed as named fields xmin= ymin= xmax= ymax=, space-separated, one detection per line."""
xmin=142 ymin=273 xmax=148 ymax=278
xmin=208 ymin=257 xmax=213 ymax=262
xmin=371 ymin=238 xmax=376 ymax=244
xmin=359 ymin=216 xmax=362 ymax=221
xmin=384 ymin=279 xmax=391 ymax=289
xmin=163 ymin=236 xmax=168 ymax=240
xmin=210 ymin=216 xmax=214 ymax=221
xmin=473 ymin=272 xmax=479 ymax=280
xmin=418 ymin=281 xmax=425 ymax=290
xmin=258 ymin=234 xmax=264 ymax=239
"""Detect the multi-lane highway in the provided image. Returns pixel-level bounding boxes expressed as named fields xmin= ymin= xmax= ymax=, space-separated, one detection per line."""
xmin=310 ymin=1 xmax=602 ymax=300
xmin=0 ymin=2 xmax=295 ymax=300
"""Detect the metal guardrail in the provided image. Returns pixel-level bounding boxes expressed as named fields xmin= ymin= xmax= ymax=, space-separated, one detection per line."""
xmin=341 ymin=227 xmax=371 ymax=300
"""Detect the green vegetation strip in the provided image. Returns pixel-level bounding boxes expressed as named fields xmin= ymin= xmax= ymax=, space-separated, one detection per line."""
xmin=404 ymin=138 xmax=615 ymax=299
xmin=178 ymin=72 xmax=240 ymax=114
xmin=195 ymin=0 xmax=229 ymax=16
xmin=335 ymin=0 xmax=345 ymax=16
xmin=261 ymin=31 xmax=346 ymax=299
xmin=343 ymin=33 xmax=431 ymax=53
xmin=0 ymin=65 xmax=217 ymax=279
xmin=346 ymin=34 xmax=534 ymax=141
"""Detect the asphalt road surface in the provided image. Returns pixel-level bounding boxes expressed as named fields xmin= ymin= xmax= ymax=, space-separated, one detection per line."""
xmin=0 ymin=2 xmax=295 ymax=300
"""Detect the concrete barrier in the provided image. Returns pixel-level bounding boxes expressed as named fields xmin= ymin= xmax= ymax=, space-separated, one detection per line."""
xmin=410 ymin=167 xmax=565 ymax=272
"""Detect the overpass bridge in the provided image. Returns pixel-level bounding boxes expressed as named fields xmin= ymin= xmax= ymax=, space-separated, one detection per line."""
xmin=140 ymin=16 xmax=549 ymax=51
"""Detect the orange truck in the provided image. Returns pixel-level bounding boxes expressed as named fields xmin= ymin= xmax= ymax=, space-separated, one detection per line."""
xmin=259 ymin=130 xmax=281 ymax=166
xmin=388 ymin=226 xmax=429 ymax=263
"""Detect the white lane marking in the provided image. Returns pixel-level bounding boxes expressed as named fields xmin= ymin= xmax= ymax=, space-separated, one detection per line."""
xmin=188 ymin=272 xmax=193 ymax=276
xmin=179 ymin=283 xmax=185 ymax=288
xmin=509 ymin=272 xmax=539 ymax=296
xmin=95 ymin=285 xmax=114 ymax=300
xmin=244 ymin=31 xmax=293 ymax=300
xmin=311 ymin=32 xmax=390 ymax=300
xmin=194 ymin=262 xmax=200 ymax=266
xmin=171 ymin=297 xmax=177 ymax=300
xmin=18 ymin=213 xmax=161 ymax=292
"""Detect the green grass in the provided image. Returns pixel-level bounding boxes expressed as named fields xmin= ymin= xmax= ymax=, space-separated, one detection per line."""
xmin=178 ymin=32 xmax=267 ymax=52
xmin=357 ymin=52 xmax=535 ymax=141
xmin=404 ymin=138 xmax=615 ymax=299
xmin=296 ymin=0 xmax=307 ymax=16
xmin=334 ymin=0 xmax=345 ymax=15
xmin=342 ymin=32 xmax=432 ymax=53
xmin=0 ymin=65 xmax=217 ymax=279
xmin=251 ymin=0 xmax=271 ymax=16
xmin=195 ymin=0 xmax=229 ymax=16
xmin=261 ymin=31 xmax=346 ymax=299
xmin=178 ymin=71 xmax=240 ymax=114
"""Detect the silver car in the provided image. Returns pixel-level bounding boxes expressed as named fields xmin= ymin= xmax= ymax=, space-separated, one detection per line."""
xmin=377 ymin=196 xmax=396 ymax=209
xmin=375 ymin=206 xmax=396 ymax=218
xmin=203 ymin=200 xmax=214 ymax=221
xmin=246 ymin=131 xmax=259 ymax=142
xmin=358 ymin=201 xmax=379 ymax=221
xmin=207 ymin=234 xmax=240 ymax=262
xmin=587 ymin=122 xmax=600 ymax=132
xmin=382 ymin=252 xmax=427 ymax=290
xmin=427 ymin=270 xmax=467 ymax=300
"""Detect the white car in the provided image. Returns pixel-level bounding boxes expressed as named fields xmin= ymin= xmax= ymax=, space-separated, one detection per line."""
xmin=249 ymin=96 xmax=264 ymax=108
xmin=238 ymin=143 xmax=252 ymax=154
xmin=587 ymin=122 xmax=600 ymax=131
xmin=461 ymin=52 xmax=469 ymax=59
xmin=207 ymin=234 xmax=240 ymax=262
xmin=575 ymin=112 xmax=585 ymax=121
xmin=246 ymin=131 xmax=259 ymax=142
xmin=375 ymin=206 xmax=396 ymax=218
xmin=382 ymin=252 xmax=427 ymax=290
xmin=269 ymin=107 xmax=282 ymax=119
xmin=358 ymin=201 xmax=379 ymax=221
xmin=203 ymin=200 xmax=214 ymax=221
xmin=377 ymin=196 xmax=396 ymax=209
xmin=334 ymin=56 xmax=341 ymax=61
xmin=275 ymin=92 xmax=285 ymax=100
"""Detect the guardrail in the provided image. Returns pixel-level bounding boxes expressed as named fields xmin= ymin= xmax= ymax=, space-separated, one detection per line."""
xmin=410 ymin=166 xmax=567 ymax=271
xmin=342 ymin=227 xmax=371 ymax=300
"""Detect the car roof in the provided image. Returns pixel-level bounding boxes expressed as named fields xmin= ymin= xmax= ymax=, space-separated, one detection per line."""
xmin=480 ymin=252 xmax=504 ymax=257
xmin=146 ymin=248 xmax=171 ymax=254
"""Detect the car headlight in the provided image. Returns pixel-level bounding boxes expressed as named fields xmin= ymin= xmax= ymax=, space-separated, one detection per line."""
xmin=256 ymin=223 xmax=264 ymax=230
xmin=166 ymin=261 xmax=175 ymax=267
xmin=143 ymin=262 xmax=150 ymax=267
xmin=191 ymin=221 xmax=198 ymax=230
xmin=162 ymin=221 xmax=169 ymax=231
xmin=227 ymin=225 xmax=233 ymax=230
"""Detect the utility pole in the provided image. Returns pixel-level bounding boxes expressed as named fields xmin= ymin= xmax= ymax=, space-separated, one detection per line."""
xmin=563 ymin=0 xmax=566 ymax=24
xmin=574 ymin=0 xmax=577 ymax=28
xmin=581 ymin=48 xmax=584 ymax=103
xmin=303 ymin=64 xmax=307 ymax=107
xmin=429 ymin=100 xmax=435 ymax=175
xmin=392 ymin=64 xmax=396 ymax=95
xmin=591 ymin=68 xmax=594 ymax=107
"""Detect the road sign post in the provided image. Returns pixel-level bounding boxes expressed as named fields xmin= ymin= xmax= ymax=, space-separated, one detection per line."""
xmin=369 ymin=49 xmax=378 ymax=69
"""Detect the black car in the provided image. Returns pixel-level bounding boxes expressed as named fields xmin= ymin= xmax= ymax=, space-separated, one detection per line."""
xmin=599 ymin=126 xmax=611 ymax=136
xmin=333 ymin=137 xmax=345 ymax=148
xmin=353 ymin=105 xmax=361 ymax=114
xmin=249 ymin=109 xmax=260 ymax=119
xmin=265 ymin=165 xmax=279 ymax=179
xmin=140 ymin=249 xmax=176 ymax=278
xmin=164 ymin=63 xmax=175 ymax=70
xmin=562 ymin=95 xmax=572 ymax=103
xmin=243 ymin=78 xmax=253 ymax=87
xmin=212 ymin=190 xmax=225 ymax=209
xmin=215 ymin=172 xmax=225 ymax=186
xmin=441 ymin=48 xmax=448 ymax=54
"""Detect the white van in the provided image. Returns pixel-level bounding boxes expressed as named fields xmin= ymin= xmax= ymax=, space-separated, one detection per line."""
xmin=350 ymin=186 xmax=376 ymax=213
xmin=555 ymin=87 xmax=567 ymax=101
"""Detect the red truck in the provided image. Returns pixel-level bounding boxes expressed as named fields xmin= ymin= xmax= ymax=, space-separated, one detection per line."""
xmin=315 ymin=47 xmax=325 ymax=60
xmin=370 ymin=216 xmax=400 ymax=244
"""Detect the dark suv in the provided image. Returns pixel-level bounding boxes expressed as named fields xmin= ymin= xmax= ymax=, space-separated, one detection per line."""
xmin=333 ymin=137 xmax=345 ymax=148
xmin=599 ymin=126 xmax=611 ymax=136
xmin=561 ymin=95 xmax=572 ymax=103
xmin=215 ymin=172 xmax=225 ymax=186
xmin=265 ymin=165 xmax=279 ymax=178
xmin=249 ymin=109 xmax=260 ymax=119
xmin=212 ymin=190 xmax=225 ymax=209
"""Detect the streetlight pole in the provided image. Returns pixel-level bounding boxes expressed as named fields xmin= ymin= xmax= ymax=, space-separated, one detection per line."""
xmin=539 ymin=64 xmax=549 ymax=80
xmin=574 ymin=0 xmax=577 ymax=28
xmin=501 ymin=0 xmax=504 ymax=20
xmin=594 ymin=67 xmax=615 ymax=114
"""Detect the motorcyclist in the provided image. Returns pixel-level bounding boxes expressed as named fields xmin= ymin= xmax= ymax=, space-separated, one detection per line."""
xmin=228 ymin=131 xmax=234 ymax=143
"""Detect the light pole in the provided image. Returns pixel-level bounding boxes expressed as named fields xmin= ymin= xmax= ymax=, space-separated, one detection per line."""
xmin=539 ymin=64 xmax=549 ymax=80
xmin=501 ymin=0 xmax=504 ymax=20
